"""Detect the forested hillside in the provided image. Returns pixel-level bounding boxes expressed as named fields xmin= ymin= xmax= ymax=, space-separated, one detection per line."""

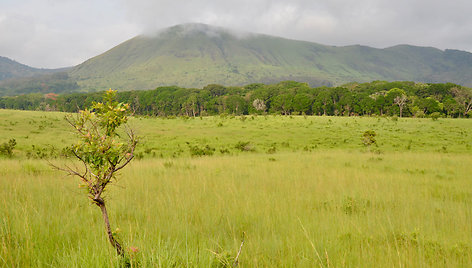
xmin=0 ymin=72 xmax=79 ymax=96
xmin=0 ymin=57 xmax=73 ymax=97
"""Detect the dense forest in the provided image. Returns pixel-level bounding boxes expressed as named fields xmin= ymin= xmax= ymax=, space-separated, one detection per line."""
xmin=1 ymin=80 xmax=471 ymax=118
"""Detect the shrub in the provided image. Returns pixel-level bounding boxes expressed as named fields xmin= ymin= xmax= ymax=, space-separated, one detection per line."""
xmin=234 ymin=141 xmax=255 ymax=152
xmin=430 ymin=112 xmax=441 ymax=121
xmin=188 ymin=144 xmax=215 ymax=156
xmin=266 ymin=144 xmax=277 ymax=154
xmin=0 ymin=138 xmax=16 ymax=157
xmin=362 ymin=130 xmax=377 ymax=147
xmin=415 ymin=110 xmax=426 ymax=118
xmin=26 ymin=145 xmax=52 ymax=159
xmin=342 ymin=196 xmax=371 ymax=215
xmin=281 ymin=141 xmax=290 ymax=148
xmin=219 ymin=148 xmax=230 ymax=154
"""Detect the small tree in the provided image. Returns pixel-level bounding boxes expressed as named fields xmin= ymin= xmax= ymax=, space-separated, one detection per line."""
xmin=54 ymin=89 xmax=137 ymax=256
xmin=393 ymin=94 xmax=408 ymax=117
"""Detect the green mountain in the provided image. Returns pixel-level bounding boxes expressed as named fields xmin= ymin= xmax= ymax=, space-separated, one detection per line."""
xmin=2 ymin=23 xmax=472 ymax=96
xmin=0 ymin=56 xmax=57 ymax=81
xmin=0 ymin=57 xmax=76 ymax=96
xmin=70 ymin=23 xmax=472 ymax=90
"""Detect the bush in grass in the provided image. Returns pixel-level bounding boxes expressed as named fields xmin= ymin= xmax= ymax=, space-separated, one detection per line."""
xmin=362 ymin=130 xmax=377 ymax=147
xmin=26 ymin=144 xmax=62 ymax=159
xmin=235 ymin=141 xmax=255 ymax=152
xmin=430 ymin=112 xmax=441 ymax=121
xmin=266 ymin=144 xmax=277 ymax=154
xmin=219 ymin=148 xmax=230 ymax=154
xmin=188 ymin=144 xmax=215 ymax=156
xmin=415 ymin=110 xmax=426 ymax=118
xmin=0 ymin=138 xmax=16 ymax=157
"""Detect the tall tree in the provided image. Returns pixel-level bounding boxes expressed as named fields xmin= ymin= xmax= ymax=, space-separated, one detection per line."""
xmin=451 ymin=87 xmax=472 ymax=117
xmin=394 ymin=94 xmax=408 ymax=117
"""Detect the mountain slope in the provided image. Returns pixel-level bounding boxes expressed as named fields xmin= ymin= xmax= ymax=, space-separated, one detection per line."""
xmin=0 ymin=56 xmax=58 ymax=81
xmin=69 ymin=23 xmax=472 ymax=90
xmin=0 ymin=57 xmax=75 ymax=96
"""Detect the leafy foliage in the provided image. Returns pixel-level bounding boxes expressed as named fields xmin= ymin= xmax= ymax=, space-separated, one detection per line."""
xmin=56 ymin=89 xmax=137 ymax=257
xmin=69 ymin=89 xmax=134 ymax=176
xmin=362 ymin=130 xmax=377 ymax=147
xmin=2 ymin=81 xmax=472 ymax=119
xmin=188 ymin=144 xmax=216 ymax=156
xmin=0 ymin=138 xmax=16 ymax=157
xmin=235 ymin=141 xmax=255 ymax=152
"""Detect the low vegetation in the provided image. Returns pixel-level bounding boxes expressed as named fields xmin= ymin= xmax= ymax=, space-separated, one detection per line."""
xmin=0 ymin=107 xmax=471 ymax=266
xmin=1 ymin=151 xmax=472 ymax=267
xmin=0 ymin=138 xmax=16 ymax=157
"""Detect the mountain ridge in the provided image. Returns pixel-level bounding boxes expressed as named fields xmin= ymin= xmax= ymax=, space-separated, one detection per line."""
xmin=0 ymin=56 xmax=61 ymax=81
xmin=2 ymin=23 xmax=472 ymax=96
xmin=70 ymin=23 xmax=472 ymax=90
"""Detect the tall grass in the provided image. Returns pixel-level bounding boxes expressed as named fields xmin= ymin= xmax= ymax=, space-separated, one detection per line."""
xmin=1 ymin=109 xmax=471 ymax=266
xmin=1 ymin=151 xmax=472 ymax=267
xmin=1 ymin=110 xmax=472 ymax=158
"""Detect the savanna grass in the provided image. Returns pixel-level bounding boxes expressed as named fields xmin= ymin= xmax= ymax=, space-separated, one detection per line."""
xmin=1 ymin=109 xmax=472 ymax=158
xmin=1 ymin=109 xmax=472 ymax=267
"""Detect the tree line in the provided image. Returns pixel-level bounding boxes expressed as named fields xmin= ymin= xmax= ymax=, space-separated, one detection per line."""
xmin=1 ymin=80 xmax=471 ymax=118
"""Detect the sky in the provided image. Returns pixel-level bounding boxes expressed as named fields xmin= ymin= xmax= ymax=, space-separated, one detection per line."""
xmin=1 ymin=0 xmax=471 ymax=69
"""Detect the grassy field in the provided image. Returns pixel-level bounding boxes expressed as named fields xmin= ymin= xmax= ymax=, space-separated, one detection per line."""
xmin=1 ymin=109 xmax=471 ymax=157
xmin=1 ymin=109 xmax=472 ymax=267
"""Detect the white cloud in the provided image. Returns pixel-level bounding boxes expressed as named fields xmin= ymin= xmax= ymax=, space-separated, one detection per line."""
xmin=0 ymin=0 xmax=139 ymax=68
xmin=1 ymin=0 xmax=472 ymax=68
xmin=121 ymin=0 xmax=472 ymax=51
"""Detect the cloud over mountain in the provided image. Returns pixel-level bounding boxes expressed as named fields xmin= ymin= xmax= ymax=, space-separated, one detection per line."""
xmin=1 ymin=0 xmax=472 ymax=68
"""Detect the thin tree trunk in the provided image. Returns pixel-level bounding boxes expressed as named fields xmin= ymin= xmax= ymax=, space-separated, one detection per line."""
xmin=98 ymin=201 xmax=124 ymax=256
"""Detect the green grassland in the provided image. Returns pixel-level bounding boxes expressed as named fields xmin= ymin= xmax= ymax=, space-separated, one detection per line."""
xmin=1 ymin=109 xmax=472 ymax=267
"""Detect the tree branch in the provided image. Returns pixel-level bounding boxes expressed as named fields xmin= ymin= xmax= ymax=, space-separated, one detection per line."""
xmin=50 ymin=162 xmax=93 ymax=189
xmin=114 ymin=128 xmax=137 ymax=173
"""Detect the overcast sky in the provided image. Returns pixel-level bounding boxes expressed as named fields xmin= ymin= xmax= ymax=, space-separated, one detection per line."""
xmin=1 ymin=0 xmax=471 ymax=68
